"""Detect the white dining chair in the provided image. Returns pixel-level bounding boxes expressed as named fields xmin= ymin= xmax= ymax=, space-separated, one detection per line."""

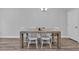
xmin=40 ymin=33 xmax=52 ymax=48
xmin=27 ymin=33 xmax=38 ymax=48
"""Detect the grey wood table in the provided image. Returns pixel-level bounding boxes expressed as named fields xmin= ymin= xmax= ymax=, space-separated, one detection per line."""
xmin=20 ymin=30 xmax=61 ymax=49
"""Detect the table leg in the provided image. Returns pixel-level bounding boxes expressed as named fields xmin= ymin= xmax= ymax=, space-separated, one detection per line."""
xmin=20 ymin=32 xmax=24 ymax=48
xmin=57 ymin=32 xmax=61 ymax=49
xmin=26 ymin=33 xmax=28 ymax=47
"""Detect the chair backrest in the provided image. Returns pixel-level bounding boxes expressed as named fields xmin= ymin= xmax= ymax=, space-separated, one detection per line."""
xmin=40 ymin=33 xmax=52 ymax=38
xmin=28 ymin=33 xmax=38 ymax=38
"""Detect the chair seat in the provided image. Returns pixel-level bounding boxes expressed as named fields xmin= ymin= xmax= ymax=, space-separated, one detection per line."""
xmin=41 ymin=38 xmax=50 ymax=40
xmin=28 ymin=37 xmax=38 ymax=40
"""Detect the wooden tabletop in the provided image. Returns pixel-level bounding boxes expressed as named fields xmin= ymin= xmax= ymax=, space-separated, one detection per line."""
xmin=20 ymin=30 xmax=61 ymax=33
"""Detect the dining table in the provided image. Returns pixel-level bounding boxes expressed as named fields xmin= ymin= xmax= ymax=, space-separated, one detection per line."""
xmin=20 ymin=30 xmax=61 ymax=49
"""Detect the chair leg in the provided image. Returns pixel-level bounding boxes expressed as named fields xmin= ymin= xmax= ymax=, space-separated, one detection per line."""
xmin=50 ymin=40 xmax=52 ymax=48
xmin=36 ymin=40 xmax=38 ymax=48
xmin=36 ymin=43 xmax=38 ymax=48
xmin=49 ymin=43 xmax=52 ymax=48
xmin=41 ymin=42 xmax=43 ymax=48
xmin=27 ymin=43 xmax=29 ymax=48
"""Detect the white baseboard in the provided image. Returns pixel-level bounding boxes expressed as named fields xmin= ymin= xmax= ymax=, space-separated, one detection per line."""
xmin=62 ymin=36 xmax=79 ymax=43
xmin=0 ymin=36 xmax=20 ymax=38
xmin=0 ymin=36 xmax=26 ymax=42
xmin=0 ymin=35 xmax=70 ymax=38
xmin=0 ymin=35 xmax=79 ymax=43
xmin=0 ymin=35 xmax=78 ymax=42
xmin=61 ymin=36 xmax=70 ymax=38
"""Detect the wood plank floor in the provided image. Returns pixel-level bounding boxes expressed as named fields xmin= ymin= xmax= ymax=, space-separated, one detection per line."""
xmin=0 ymin=38 xmax=79 ymax=51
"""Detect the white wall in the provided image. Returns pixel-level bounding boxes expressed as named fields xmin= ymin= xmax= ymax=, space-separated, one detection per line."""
xmin=0 ymin=9 xmax=3 ymax=36
xmin=0 ymin=8 xmax=67 ymax=38
xmin=67 ymin=9 xmax=79 ymax=42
